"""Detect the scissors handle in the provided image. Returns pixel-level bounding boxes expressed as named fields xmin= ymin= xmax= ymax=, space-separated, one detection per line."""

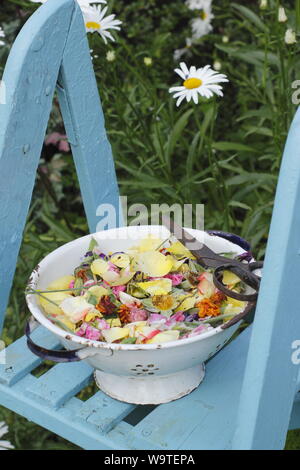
xmin=162 ymin=216 xmax=263 ymax=302
xmin=213 ymin=261 xmax=263 ymax=302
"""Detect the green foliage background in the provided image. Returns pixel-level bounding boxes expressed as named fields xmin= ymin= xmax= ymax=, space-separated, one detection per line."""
xmin=0 ymin=0 xmax=299 ymax=449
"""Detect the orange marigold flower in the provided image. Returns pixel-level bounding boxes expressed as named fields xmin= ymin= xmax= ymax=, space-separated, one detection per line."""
xmin=95 ymin=295 xmax=116 ymax=316
xmin=118 ymin=304 xmax=131 ymax=324
xmin=196 ymin=298 xmax=221 ymax=319
xmin=76 ymin=269 xmax=88 ymax=282
xmin=210 ymin=292 xmax=227 ymax=305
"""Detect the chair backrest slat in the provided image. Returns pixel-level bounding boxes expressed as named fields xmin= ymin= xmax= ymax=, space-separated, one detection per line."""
xmin=0 ymin=0 xmax=121 ymax=332
xmin=232 ymin=107 xmax=300 ymax=449
xmin=57 ymin=2 xmax=121 ymax=233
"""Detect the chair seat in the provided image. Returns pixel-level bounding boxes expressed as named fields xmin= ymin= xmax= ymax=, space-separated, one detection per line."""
xmin=0 ymin=325 xmax=299 ymax=450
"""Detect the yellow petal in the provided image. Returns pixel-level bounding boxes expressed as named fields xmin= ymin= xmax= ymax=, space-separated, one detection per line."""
xmin=60 ymin=297 xmax=94 ymax=323
xmin=222 ymin=270 xmax=241 ymax=285
xmin=170 ymin=258 xmax=187 ymax=272
xmin=135 ymin=326 xmax=156 ymax=335
xmin=102 ymin=327 xmax=130 ymax=343
xmin=136 ymin=279 xmax=172 ymax=296
xmin=135 ymin=326 xmax=160 ymax=341
xmin=106 ymin=318 xmax=122 ymax=328
xmin=152 ymin=294 xmax=177 ymax=311
xmin=102 ymin=268 xmax=135 ymax=286
xmin=91 ymin=259 xmax=109 ymax=276
xmin=110 ymin=253 xmax=130 ymax=268
xmin=85 ymin=310 xmax=103 ymax=322
xmin=59 ymin=317 xmax=76 ymax=331
xmin=39 ymin=291 xmax=72 ymax=317
xmin=136 ymin=251 xmax=173 ymax=277
xmin=223 ymin=303 xmax=245 ymax=323
xmin=130 ymin=236 xmax=164 ymax=253
xmin=126 ymin=321 xmax=148 ymax=337
xmin=86 ymin=285 xmax=108 ymax=299
xmin=226 ymin=298 xmax=246 ymax=309
xmin=175 ymin=295 xmax=197 ymax=312
xmin=167 ymin=241 xmax=196 ymax=260
xmin=146 ymin=330 xmax=180 ymax=344
xmin=47 ymin=275 xmax=75 ymax=290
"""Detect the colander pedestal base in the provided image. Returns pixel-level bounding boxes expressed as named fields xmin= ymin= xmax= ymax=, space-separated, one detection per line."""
xmin=94 ymin=363 xmax=205 ymax=405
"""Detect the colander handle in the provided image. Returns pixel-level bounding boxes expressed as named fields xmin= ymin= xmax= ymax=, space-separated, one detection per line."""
xmin=207 ymin=230 xmax=252 ymax=253
xmin=207 ymin=231 xmax=258 ymax=329
xmin=25 ymin=320 xmax=83 ymax=362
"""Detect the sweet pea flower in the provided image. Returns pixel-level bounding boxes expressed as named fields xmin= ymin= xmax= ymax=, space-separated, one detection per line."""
xmin=166 ymin=311 xmax=185 ymax=326
xmin=149 ymin=313 xmax=167 ymax=323
xmin=85 ymin=325 xmax=102 ymax=340
xmin=112 ymin=285 xmax=126 ymax=298
xmin=96 ymin=318 xmax=110 ymax=330
xmin=128 ymin=305 xmax=148 ymax=322
xmin=76 ymin=322 xmax=89 ymax=337
xmin=188 ymin=324 xmax=210 ymax=337
xmin=108 ymin=262 xmax=120 ymax=273
xmin=164 ymin=273 xmax=184 ymax=286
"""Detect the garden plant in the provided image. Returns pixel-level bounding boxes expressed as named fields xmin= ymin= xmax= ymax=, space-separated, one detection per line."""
xmin=0 ymin=0 xmax=300 ymax=450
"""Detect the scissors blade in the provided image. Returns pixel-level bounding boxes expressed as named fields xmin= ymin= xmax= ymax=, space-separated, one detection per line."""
xmin=162 ymin=216 xmax=203 ymax=250
xmin=162 ymin=216 xmax=222 ymax=268
xmin=162 ymin=216 xmax=248 ymax=269
xmin=162 ymin=216 xmax=261 ymax=299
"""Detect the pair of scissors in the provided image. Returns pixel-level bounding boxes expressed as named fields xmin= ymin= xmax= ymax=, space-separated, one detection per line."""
xmin=163 ymin=217 xmax=263 ymax=302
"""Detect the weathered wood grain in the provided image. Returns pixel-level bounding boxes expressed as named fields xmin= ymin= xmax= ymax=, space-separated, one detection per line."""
xmin=0 ymin=0 xmax=75 ymax=332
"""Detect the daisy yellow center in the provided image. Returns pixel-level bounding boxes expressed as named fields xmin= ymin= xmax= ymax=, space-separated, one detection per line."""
xmin=183 ymin=78 xmax=202 ymax=89
xmin=200 ymin=10 xmax=208 ymax=20
xmin=86 ymin=21 xmax=101 ymax=30
xmin=152 ymin=295 xmax=175 ymax=311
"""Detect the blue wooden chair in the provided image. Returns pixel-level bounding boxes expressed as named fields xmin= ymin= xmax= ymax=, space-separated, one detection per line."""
xmin=0 ymin=0 xmax=299 ymax=450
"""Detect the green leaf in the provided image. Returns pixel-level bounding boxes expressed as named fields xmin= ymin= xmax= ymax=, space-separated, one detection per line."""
xmin=212 ymin=142 xmax=259 ymax=153
xmin=73 ymin=277 xmax=83 ymax=295
xmin=226 ymin=173 xmax=277 ymax=186
xmin=87 ymin=294 xmax=98 ymax=306
xmin=297 ymin=0 xmax=300 ymax=32
xmin=165 ymin=109 xmax=193 ymax=169
xmin=231 ymin=3 xmax=268 ymax=32
xmin=40 ymin=214 xmax=74 ymax=242
xmin=121 ymin=337 xmax=137 ymax=344
xmin=88 ymin=237 xmax=98 ymax=251
xmin=244 ymin=126 xmax=273 ymax=138
xmin=228 ymin=201 xmax=251 ymax=211
xmin=216 ymin=45 xmax=279 ymax=67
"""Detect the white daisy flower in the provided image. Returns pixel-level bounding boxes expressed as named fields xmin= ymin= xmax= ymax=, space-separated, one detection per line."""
xmin=83 ymin=5 xmax=122 ymax=43
xmin=0 ymin=421 xmax=14 ymax=450
xmin=191 ymin=4 xmax=214 ymax=39
xmin=186 ymin=0 xmax=211 ymax=11
xmin=169 ymin=62 xmax=228 ymax=106
xmin=78 ymin=0 xmax=107 ymax=8
xmin=30 ymin=0 xmax=107 ymax=4
xmin=173 ymin=37 xmax=193 ymax=61
xmin=0 ymin=26 xmax=5 ymax=47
